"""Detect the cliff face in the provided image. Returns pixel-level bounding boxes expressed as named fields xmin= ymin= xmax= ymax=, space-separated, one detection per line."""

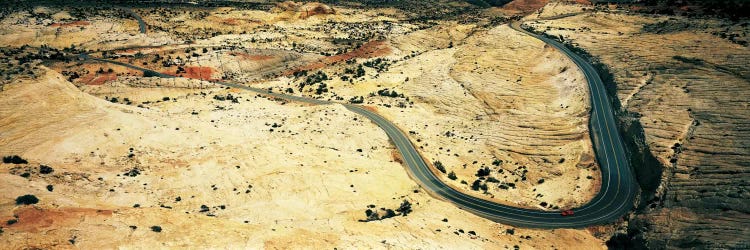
xmin=527 ymin=5 xmax=750 ymax=249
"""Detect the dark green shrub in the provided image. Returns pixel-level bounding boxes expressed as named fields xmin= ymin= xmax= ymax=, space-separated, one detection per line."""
xmin=396 ymin=200 xmax=412 ymax=216
xmin=15 ymin=194 xmax=38 ymax=205
xmin=448 ymin=171 xmax=457 ymax=180
xmin=3 ymin=155 xmax=27 ymax=164
xmin=434 ymin=161 xmax=446 ymax=173
xmin=476 ymin=167 xmax=490 ymax=177
xmin=39 ymin=165 xmax=54 ymax=174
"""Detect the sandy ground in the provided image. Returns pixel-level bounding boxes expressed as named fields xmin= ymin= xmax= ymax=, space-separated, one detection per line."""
xmin=0 ymin=9 xmax=173 ymax=50
xmin=375 ymin=23 xmax=599 ymax=210
xmin=245 ymin=20 xmax=600 ymax=210
xmin=0 ymin=68 xmax=605 ymax=249
xmin=1 ymin=2 xmax=609 ymax=248
xmin=20 ymin=5 xmax=600 ymax=211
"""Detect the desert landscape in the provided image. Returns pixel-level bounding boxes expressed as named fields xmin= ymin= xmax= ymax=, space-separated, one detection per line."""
xmin=0 ymin=0 xmax=747 ymax=249
xmin=524 ymin=3 xmax=750 ymax=248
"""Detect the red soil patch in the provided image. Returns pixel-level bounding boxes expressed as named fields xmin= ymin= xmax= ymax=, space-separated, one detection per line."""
xmin=91 ymin=73 xmax=117 ymax=85
xmin=184 ymin=66 xmax=215 ymax=81
xmin=286 ymin=40 xmax=391 ymax=75
xmin=77 ymin=74 xmax=94 ymax=83
xmin=49 ymin=20 xmax=90 ymax=27
xmin=223 ymin=18 xmax=239 ymax=26
xmin=391 ymin=150 xmax=403 ymax=164
xmin=164 ymin=66 xmax=217 ymax=81
xmin=503 ymin=0 xmax=550 ymax=14
xmin=361 ymin=105 xmax=379 ymax=113
xmin=79 ymin=72 xmax=117 ymax=85
xmin=230 ymin=52 xmax=275 ymax=61
xmin=3 ymin=207 xmax=112 ymax=233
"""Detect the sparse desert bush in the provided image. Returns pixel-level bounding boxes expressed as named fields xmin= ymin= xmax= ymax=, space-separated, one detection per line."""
xmin=475 ymin=167 xmax=490 ymax=177
xmin=396 ymin=200 xmax=412 ymax=216
xmin=434 ymin=161 xmax=446 ymax=173
xmin=471 ymin=179 xmax=488 ymax=191
xmin=124 ymin=168 xmax=140 ymax=177
xmin=383 ymin=208 xmax=396 ymax=218
xmin=3 ymin=155 xmax=28 ymax=164
xmin=448 ymin=171 xmax=457 ymax=180
xmin=15 ymin=194 xmax=39 ymax=205
xmin=360 ymin=201 xmax=412 ymax=222
xmin=349 ymin=96 xmax=364 ymax=104
xmin=376 ymin=88 xmax=403 ymax=98
xmin=39 ymin=165 xmax=54 ymax=174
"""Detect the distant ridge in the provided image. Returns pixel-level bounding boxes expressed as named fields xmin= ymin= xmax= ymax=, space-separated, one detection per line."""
xmin=465 ymin=0 xmax=514 ymax=7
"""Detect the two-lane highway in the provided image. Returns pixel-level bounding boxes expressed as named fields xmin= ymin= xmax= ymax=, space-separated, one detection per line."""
xmin=125 ymin=8 xmax=147 ymax=34
xmin=90 ymin=19 xmax=636 ymax=228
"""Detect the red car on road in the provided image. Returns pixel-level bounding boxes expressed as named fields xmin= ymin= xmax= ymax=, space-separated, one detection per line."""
xmin=561 ymin=210 xmax=574 ymax=216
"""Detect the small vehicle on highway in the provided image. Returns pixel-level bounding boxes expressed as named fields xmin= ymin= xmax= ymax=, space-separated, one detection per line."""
xmin=561 ymin=210 xmax=574 ymax=216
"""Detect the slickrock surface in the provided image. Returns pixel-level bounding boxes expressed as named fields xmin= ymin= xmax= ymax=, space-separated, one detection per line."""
xmin=0 ymin=68 xmax=605 ymax=249
xmin=374 ymin=24 xmax=598 ymax=210
xmin=0 ymin=2 xmax=615 ymax=248
xmin=528 ymin=4 xmax=750 ymax=249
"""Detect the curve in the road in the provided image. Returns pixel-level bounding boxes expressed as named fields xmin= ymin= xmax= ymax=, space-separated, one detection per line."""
xmin=124 ymin=8 xmax=147 ymax=34
xmin=88 ymin=19 xmax=636 ymax=228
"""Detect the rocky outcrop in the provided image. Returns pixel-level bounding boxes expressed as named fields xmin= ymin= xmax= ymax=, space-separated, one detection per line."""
xmin=528 ymin=8 xmax=750 ymax=249
xmin=274 ymin=1 xmax=336 ymax=19
xmin=375 ymin=24 xmax=598 ymax=210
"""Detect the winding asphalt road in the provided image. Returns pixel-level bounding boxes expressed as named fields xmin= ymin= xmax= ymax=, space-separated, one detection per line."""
xmin=125 ymin=8 xmax=147 ymax=34
xmin=89 ymin=16 xmax=636 ymax=228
